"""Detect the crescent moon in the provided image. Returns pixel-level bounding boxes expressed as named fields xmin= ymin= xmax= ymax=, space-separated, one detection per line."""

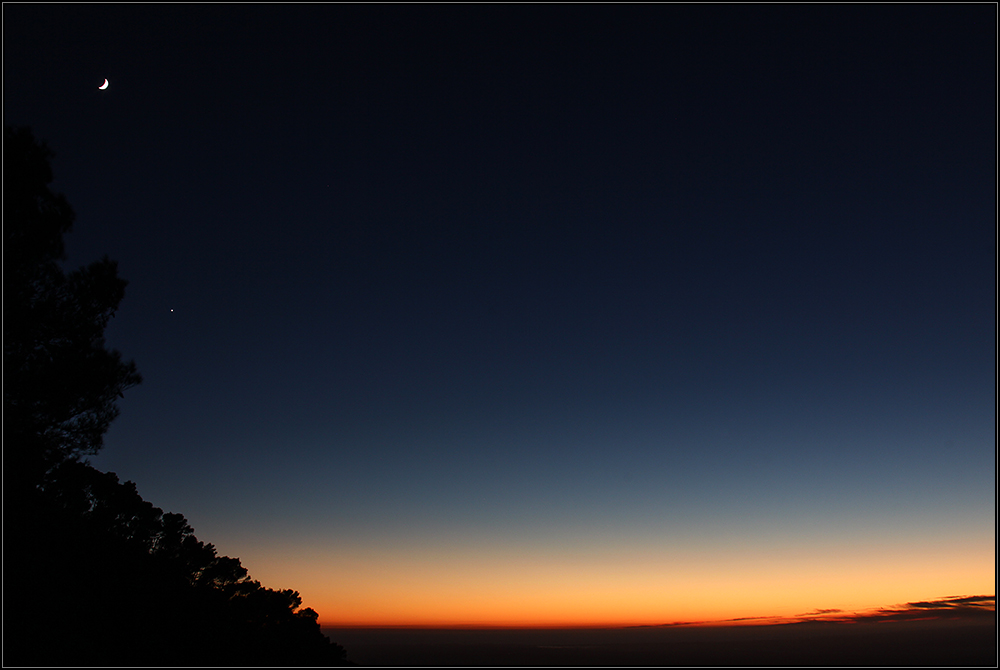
xmin=98 ymin=79 xmax=109 ymax=90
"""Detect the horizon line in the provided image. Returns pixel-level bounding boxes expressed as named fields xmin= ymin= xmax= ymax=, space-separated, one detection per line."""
xmin=317 ymin=593 xmax=996 ymax=630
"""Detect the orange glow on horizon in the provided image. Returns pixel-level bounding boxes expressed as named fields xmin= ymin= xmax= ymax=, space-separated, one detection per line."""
xmin=316 ymin=606 xmax=996 ymax=630
xmin=223 ymin=521 xmax=995 ymax=631
xmin=308 ymin=552 xmax=994 ymax=629
xmin=316 ymin=593 xmax=997 ymax=630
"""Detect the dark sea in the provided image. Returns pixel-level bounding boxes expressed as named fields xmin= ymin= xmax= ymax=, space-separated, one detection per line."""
xmin=324 ymin=618 xmax=996 ymax=667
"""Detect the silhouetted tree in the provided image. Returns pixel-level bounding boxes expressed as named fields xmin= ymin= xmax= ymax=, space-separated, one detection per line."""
xmin=4 ymin=126 xmax=142 ymax=493
xmin=3 ymin=128 xmax=351 ymax=666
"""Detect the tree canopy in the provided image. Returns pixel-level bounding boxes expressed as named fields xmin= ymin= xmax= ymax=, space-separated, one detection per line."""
xmin=4 ymin=126 xmax=142 ymax=491
xmin=3 ymin=127 xmax=350 ymax=666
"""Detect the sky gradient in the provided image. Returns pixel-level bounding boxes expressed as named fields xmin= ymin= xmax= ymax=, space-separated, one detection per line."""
xmin=4 ymin=4 xmax=995 ymax=627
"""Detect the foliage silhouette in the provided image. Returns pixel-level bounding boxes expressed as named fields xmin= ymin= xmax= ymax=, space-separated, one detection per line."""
xmin=3 ymin=127 xmax=351 ymax=666
xmin=4 ymin=126 xmax=142 ymax=493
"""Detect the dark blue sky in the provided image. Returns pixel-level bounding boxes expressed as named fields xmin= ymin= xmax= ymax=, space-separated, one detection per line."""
xmin=4 ymin=4 xmax=995 ymax=624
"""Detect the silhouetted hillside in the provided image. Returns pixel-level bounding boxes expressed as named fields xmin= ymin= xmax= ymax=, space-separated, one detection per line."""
xmin=6 ymin=462 xmax=351 ymax=666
